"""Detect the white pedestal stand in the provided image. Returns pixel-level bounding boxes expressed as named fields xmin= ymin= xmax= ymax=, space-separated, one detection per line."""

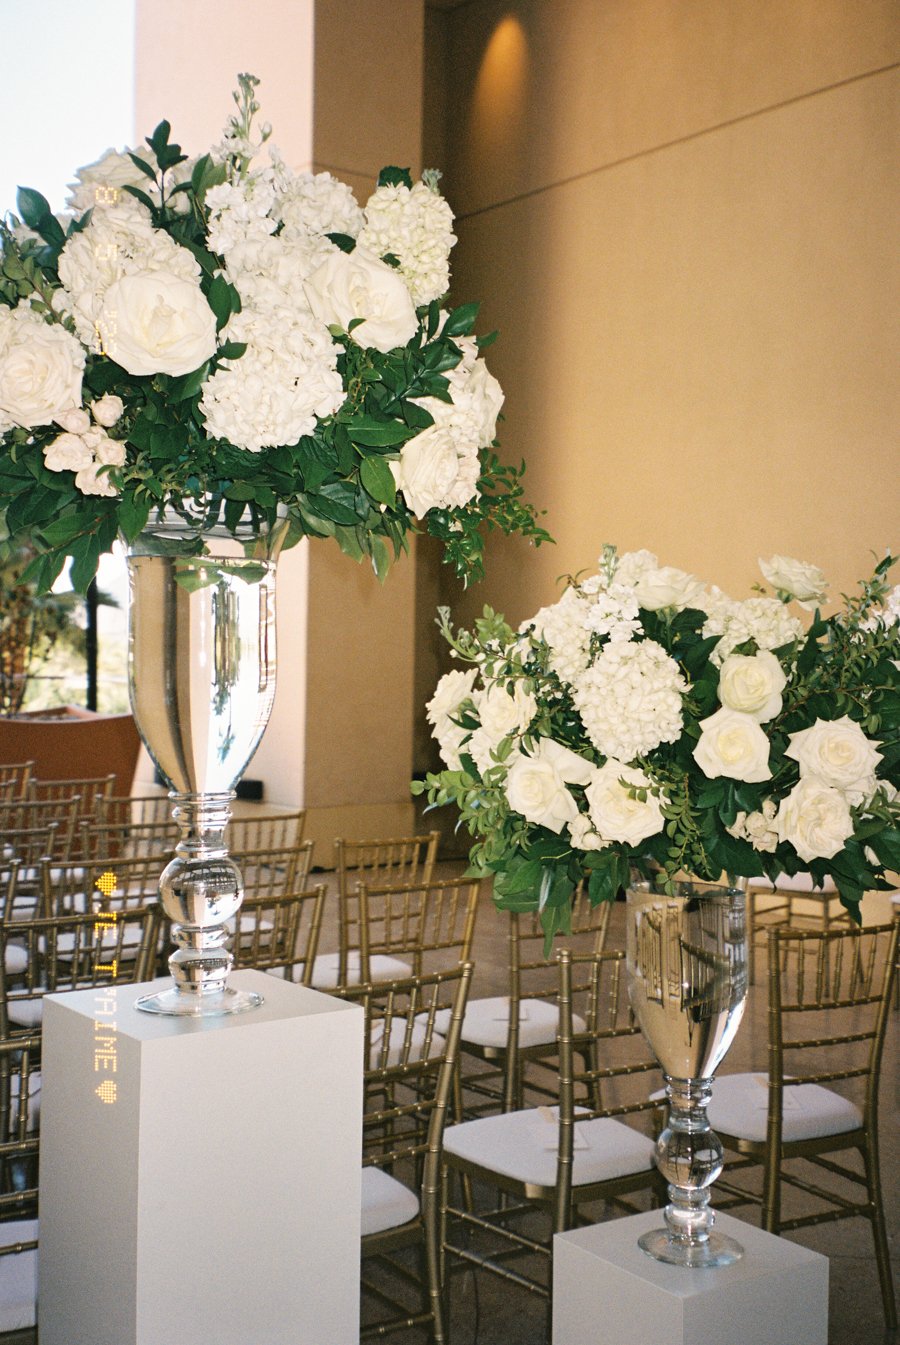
xmin=553 ymin=1210 xmax=828 ymax=1345
xmin=39 ymin=971 xmax=363 ymax=1345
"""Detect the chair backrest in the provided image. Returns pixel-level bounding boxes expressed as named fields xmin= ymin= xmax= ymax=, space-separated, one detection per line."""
xmin=80 ymin=818 xmax=176 ymax=862
xmin=553 ymin=948 xmax=663 ymax=1225
xmin=0 ymin=761 xmax=34 ymax=799
xmin=511 ymin=884 xmax=613 ymax=1008
xmin=0 ymin=905 xmax=161 ymax=1035
xmin=765 ymin=921 xmax=899 ymax=1135
xmin=1 ymin=823 xmax=59 ymax=871
xmin=27 ymin=774 xmax=115 ymax=812
xmin=0 ymin=1032 xmax=41 ymax=1219
xmin=233 ymin=842 xmax=315 ymax=898
xmin=97 ymin=793 xmax=177 ymax=829
xmin=332 ymin=832 xmax=440 ymax=978
xmin=343 ymin=963 xmax=473 ymax=1172
xmin=357 ymin=875 xmax=480 ymax=982
xmin=0 ymin=796 xmax=79 ymax=860
xmin=227 ymin=811 xmax=306 ymax=852
xmin=40 ymin=853 xmax=164 ymax=916
xmin=230 ymin=886 xmax=326 ymax=984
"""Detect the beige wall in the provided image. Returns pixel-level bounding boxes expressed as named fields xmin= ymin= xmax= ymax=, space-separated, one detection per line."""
xmin=429 ymin=0 xmax=899 ymax=636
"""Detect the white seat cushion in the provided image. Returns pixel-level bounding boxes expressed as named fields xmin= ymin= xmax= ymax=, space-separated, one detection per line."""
xmin=0 ymin=1218 xmax=37 ymax=1331
xmin=444 ymin=1106 xmax=656 ymax=1189
xmin=360 ymin=1166 xmax=420 ymax=1237
xmin=4 ymin=945 xmax=28 ymax=975
xmin=747 ymin=873 xmax=836 ymax=894
xmin=707 ymin=1072 xmax=863 ymax=1143
xmin=433 ymin=996 xmax=585 ymax=1050
xmin=310 ymin=950 xmax=412 ymax=990
xmin=7 ymin=999 xmax=43 ymax=1028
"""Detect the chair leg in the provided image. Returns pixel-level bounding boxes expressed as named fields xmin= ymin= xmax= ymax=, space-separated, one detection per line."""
xmin=423 ymin=1166 xmax=447 ymax=1344
xmin=761 ymin=1147 xmax=780 ymax=1234
xmin=862 ymin=1139 xmax=897 ymax=1328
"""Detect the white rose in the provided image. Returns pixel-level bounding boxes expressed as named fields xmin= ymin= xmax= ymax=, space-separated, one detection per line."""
xmin=54 ymin=407 xmax=91 ymax=434
xmin=74 ymin=462 xmax=119 ymax=497
xmin=0 ymin=306 xmax=85 ymax=428
xmin=693 ymin=707 xmax=772 ymax=783
xmin=505 ymin=738 xmax=593 ymax=834
xmin=304 ymin=246 xmax=418 ymax=354
xmin=43 ymin=432 xmax=94 ymax=474
xmin=91 ymin=394 xmax=124 ymax=427
xmin=390 ymin=424 xmax=479 ymax=517
xmin=585 ymin=761 xmax=666 ymax=846
xmin=86 ymin=426 xmax=126 ymax=467
xmin=427 ymin=669 xmax=478 ymax=769
xmin=475 ymin=681 xmax=537 ymax=742
xmin=718 ymin=650 xmax=787 ymax=722
xmin=776 ymin=776 xmax=854 ymax=862
xmin=785 ymin=715 xmax=881 ymax=802
xmin=759 ymin=554 xmax=828 ymax=609
xmin=465 ymin=358 xmax=504 ymax=446
xmin=97 ymin=270 xmax=217 ymax=377
xmin=633 ymin=565 xmax=704 ymax=612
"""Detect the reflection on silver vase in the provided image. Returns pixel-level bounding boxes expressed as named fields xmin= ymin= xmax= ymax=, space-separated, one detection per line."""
xmin=626 ymin=877 xmax=748 ymax=1267
xmin=125 ymin=513 xmax=286 ymax=1017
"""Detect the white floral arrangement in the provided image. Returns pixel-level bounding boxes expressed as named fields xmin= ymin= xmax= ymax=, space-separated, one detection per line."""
xmin=0 ymin=75 xmax=545 ymax=591
xmin=414 ymin=547 xmax=900 ymax=933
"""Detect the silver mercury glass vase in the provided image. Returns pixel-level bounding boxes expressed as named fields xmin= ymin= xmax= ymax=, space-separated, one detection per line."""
xmin=625 ymin=876 xmax=748 ymax=1267
xmin=125 ymin=507 xmax=287 ymax=1017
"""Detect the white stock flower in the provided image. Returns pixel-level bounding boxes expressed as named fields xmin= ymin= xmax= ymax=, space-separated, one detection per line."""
xmin=504 ymin=738 xmax=593 ymax=834
xmin=90 ymin=394 xmax=124 ymax=427
xmin=74 ymin=461 xmax=119 ymax=497
xmin=585 ymin=761 xmax=665 ymax=846
xmin=726 ymin=799 xmax=779 ymax=853
xmin=583 ymin=585 xmax=642 ymax=643
xmin=358 ymin=179 xmax=456 ymax=306
xmin=205 ymin=176 xmax=278 ymax=255
xmin=572 ymin=640 xmax=687 ymax=762
xmin=785 ymin=715 xmax=881 ymax=804
xmin=759 ymin=555 xmax=828 ymax=609
xmin=693 ymin=707 xmax=772 ymax=783
xmin=43 ymin=431 xmax=94 ymax=473
xmin=633 ymin=565 xmax=704 ymax=612
xmin=0 ymin=304 xmax=85 ymax=429
xmin=304 ymin=247 xmax=418 ymax=353
xmin=718 ymin=650 xmax=787 ymax=722
xmin=97 ymin=270 xmax=217 ymax=377
xmin=776 ymin=776 xmax=854 ymax=862
xmin=390 ymin=423 xmax=479 ymax=517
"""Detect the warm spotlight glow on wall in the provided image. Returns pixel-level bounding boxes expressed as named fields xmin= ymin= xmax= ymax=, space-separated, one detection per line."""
xmin=472 ymin=14 xmax=530 ymax=155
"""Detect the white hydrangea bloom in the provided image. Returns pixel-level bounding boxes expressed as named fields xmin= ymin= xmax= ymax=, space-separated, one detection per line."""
xmin=199 ymin=304 xmax=343 ymax=451
xmin=704 ymin=596 xmax=803 ymax=666
xmin=612 ymin=549 xmax=659 ymax=588
xmin=57 ymin=207 xmax=201 ymax=350
xmin=276 ymin=170 xmax=364 ymax=241
xmin=358 ymin=179 xmax=456 ymax=307
xmin=526 ymin=586 xmax=594 ymax=683
xmin=572 ymin=639 xmax=687 ymax=762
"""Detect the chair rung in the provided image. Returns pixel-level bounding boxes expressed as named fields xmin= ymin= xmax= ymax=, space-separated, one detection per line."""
xmin=446 ymin=1242 xmax=549 ymax=1297
xmin=445 ymin=1205 xmax=546 ymax=1256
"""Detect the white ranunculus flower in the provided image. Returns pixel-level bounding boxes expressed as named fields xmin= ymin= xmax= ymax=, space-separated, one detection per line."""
xmin=718 ymin=650 xmax=787 ymax=722
xmin=304 ymin=246 xmax=418 ymax=354
xmin=91 ymin=394 xmax=124 ymax=427
xmin=0 ymin=304 xmax=86 ymax=429
xmin=693 ymin=707 xmax=772 ymax=783
xmin=776 ymin=776 xmax=854 ymax=862
xmin=585 ymin=761 xmax=666 ymax=846
xmin=74 ymin=461 xmax=119 ymax=497
xmin=633 ymin=565 xmax=704 ymax=612
xmin=97 ymin=270 xmax=218 ymax=377
xmin=54 ymin=407 xmax=91 ymax=434
xmin=785 ymin=716 xmax=881 ymax=802
xmin=759 ymin=554 xmax=828 ymax=609
xmin=505 ymin=738 xmax=593 ymax=834
xmin=43 ymin=432 xmax=94 ymax=474
xmin=390 ymin=424 xmax=479 ymax=517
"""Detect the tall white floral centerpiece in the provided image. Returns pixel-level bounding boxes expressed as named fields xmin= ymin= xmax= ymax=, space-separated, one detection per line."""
xmin=0 ymin=75 xmax=547 ymax=1015
xmin=416 ymin=545 xmax=899 ymax=1264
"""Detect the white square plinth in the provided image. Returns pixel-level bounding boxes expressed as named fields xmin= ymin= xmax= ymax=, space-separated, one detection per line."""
xmin=553 ymin=1210 xmax=828 ymax=1345
xmin=39 ymin=971 xmax=364 ymax=1345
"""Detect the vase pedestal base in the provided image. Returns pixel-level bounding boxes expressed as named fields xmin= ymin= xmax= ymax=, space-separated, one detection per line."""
xmin=134 ymin=984 xmax=264 ymax=1017
xmin=553 ymin=1209 xmax=827 ymax=1345
xmin=638 ymin=1224 xmax=744 ymax=1269
xmin=38 ymin=971 xmax=363 ymax=1345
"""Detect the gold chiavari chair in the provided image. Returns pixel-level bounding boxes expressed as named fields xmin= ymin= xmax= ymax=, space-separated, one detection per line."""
xmin=458 ymin=886 xmax=612 ymax=1116
xmin=0 ymin=763 xmax=33 ymax=800
xmin=0 ymin=797 xmax=79 ymax=863
xmin=234 ymin=842 xmax=315 ymax=899
xmin=1 ymin=833 xmax=59 ymax=915
xmin=357 ymin=875 xmax=480 ymax=985
xmin=0 ymin=1032 xmax=41 ymax=1334
xmin=341 ymin=963 xmax=472 ymax=1344
xmin=79 ymin=818 xmax=175 ymax=863
xmin=40 ymin=853 xmax=162 ymax=917
xmin=230 ymin=886 xmax=326 ymax=984
xmin=709 ymin=920 xmax=899 ymax=1328
xmin=27 ymin=774 xmax=116 ymax=861
xmin=312 ymin=832 xmax=440 ymax=990
xmin=96 ymin=793 xmax=176 ymax=829
xmin=0 ymin=905 xmax=161 ymax=1036
xmin=226 ymin=811 xmax=306 ymax=853
xmin=746 ymin=872 xmax=850 ymax=983
xmin=440 ymin=949 xmax=663 ymax=1311
xmin=0 ymin=782 xmax=15 ymax=805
